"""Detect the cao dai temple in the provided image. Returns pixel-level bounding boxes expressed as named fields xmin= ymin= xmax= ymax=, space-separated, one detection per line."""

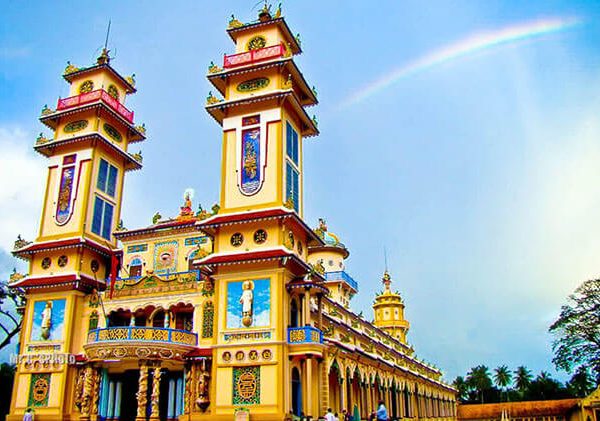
xmin=7 ymin=5 xmax=457 ymax=421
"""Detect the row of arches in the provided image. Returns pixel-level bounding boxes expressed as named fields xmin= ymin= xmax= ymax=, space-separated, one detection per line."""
xmin=106 ymin=303 xmax=194 ymax=331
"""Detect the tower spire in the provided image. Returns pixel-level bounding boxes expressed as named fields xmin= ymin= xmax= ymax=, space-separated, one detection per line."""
xmin=97 ymin=20 xmax=112 ymax=65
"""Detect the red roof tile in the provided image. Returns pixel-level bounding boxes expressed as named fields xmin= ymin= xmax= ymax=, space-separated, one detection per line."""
xmin=457 ymin=399 xmax=580 ymax=420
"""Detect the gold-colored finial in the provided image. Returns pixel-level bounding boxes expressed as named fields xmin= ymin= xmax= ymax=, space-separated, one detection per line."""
xmin=97 ymin=48 xmax=111 ymax=65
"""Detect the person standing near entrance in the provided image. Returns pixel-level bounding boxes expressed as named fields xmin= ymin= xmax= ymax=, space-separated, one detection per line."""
xmin=376 ymin=400 xmax=389 ymax=421
xmin=324 ymin=408 xmax=335 ymax=421
xmin=23 ymin=408 xmax=34 ymax=421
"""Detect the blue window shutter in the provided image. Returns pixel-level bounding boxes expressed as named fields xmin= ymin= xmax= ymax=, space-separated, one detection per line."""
xmin=102 ymin=202 xmax=114 ymax=240
xmin=286 ymin=162 xmax=293 ymax=202
xmin=292 ymin=168 xmax=299 ymax=211
xmin=97 ymin=159 xmax=108 ymax=192
xmin=286 ymin=122 xmax=292 ymax=160
xmin=292 ymin=129 xmax=299 ymax=164
xmin=91 ymin=197 xmax=104 ymax=235
xmin=107 ymin=165 xmax=118 ymax=197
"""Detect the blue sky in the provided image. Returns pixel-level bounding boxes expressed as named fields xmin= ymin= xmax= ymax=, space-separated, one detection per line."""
xmin=2 ymin=1 xmax=600 ymax=382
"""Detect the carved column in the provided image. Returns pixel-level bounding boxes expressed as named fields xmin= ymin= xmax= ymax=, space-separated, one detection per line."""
xmin=317 ymin=294 xmax=323 ymax=329
xmin=184 ymin=363 xmax=193 ymax=414
xmin=305 ymin=357 xmax=313 ymax=417
xmin=150 ymin=365 xmax=162 ymax=420
xmin=136 ymin=361 xmax=149 ymax=421
xmin=79 ymin=365 xmax=94 ymax=420
xmin=303 ymin=289 xmax=311 ymax=326
xmin=320 ymin=358 xmax=329 ymax=416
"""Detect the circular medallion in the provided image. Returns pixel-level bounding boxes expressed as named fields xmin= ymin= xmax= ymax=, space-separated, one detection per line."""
xmin=64 ymin=119 xmax=88 ymax=133
xmin=223 ymin=351 xmax=232 ymax=362
xmin=79 ymin=80 xmax=94 ymax=94
xmin=254 ymin=229 xmax=267 ymax=244
xmin=57 ymin=255 xmax=68 ymax=267
xmin=248 ymin=350 xmax=259 ymax=361
xmin=230 ymin=233 xmax=244 ymax=247
xmin=41 ymin=257 xmax=51 ymax=269
xmin=247 ymin=35 xmax=267 ymax=51
xmin=90 ymin=259 xmax=100 ymax=273
xmin=103 ymin=123 xmax=122 ymax=142
xmin=235 ymin=350 xmax=245 ymax=361
xmin=261 ymin=349 xmax=272 ymax=360
xmin=107 ymin=84 xmax=120 ymax=100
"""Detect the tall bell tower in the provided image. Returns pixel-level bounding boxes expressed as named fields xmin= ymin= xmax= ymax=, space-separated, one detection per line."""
xmin=373 ymin=271 xmax=410 ymax=344
xmin=8 ymin=48 xmax=145 ymax=421
xmin=205 ymin=5 xmax=318 ymax=217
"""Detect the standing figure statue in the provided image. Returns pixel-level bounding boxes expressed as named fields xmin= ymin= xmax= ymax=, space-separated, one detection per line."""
xmin=195 ymin=360 xmax=210 ymax=411
xmin=40 ymin=301 xmax=53 ymax=340
xmin=239 ymin=280 xmax=254 ymax=327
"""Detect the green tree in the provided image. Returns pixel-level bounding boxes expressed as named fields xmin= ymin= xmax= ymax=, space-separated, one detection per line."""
xmin=0 ymin=276 xmax=25 ymax=351
xmin=514 ymin=366 xmax=533 ymax=394
xmin=524 ymin=371 xmax=568 ymax=401
xmin=549 ymin=278 xmax=600 ymax=382
xmin=452 ymin=376 xmax=469 ymax=402
xmin=466 ymin=365 xmax=492 ymax=403
xmin=566 ymin=366 xmax=594 ymax=397
xmin=494 ymin=365 xmax=512 ymax=401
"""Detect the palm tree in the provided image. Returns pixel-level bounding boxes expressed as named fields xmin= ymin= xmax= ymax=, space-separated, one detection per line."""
xmin=494 ymin=366 xmax=512 ymax=401
xmin=514 ymin=366 xmax=532 ymax=394
xmin=467 ymin=365 xmax=492 ymax=403
xmin=453 ymin=376 xmax=469 ymax=402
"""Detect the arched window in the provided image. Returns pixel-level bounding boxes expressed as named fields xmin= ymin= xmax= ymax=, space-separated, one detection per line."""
xmin=291 ymin=367 xmax=302 ymax=416
xmin=290 ymin=299 xmax=299 ymax=327
xmin=129 ymin=258 xmax=143 ymax=277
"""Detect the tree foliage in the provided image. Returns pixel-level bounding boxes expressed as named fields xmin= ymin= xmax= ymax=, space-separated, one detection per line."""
xmin=0 ymin=276 xmax=25 ymax=351
xmin=549 ymin=278 xmax=600 ymax=382
xmin=466 ymin=365 xmax=492 ymax=403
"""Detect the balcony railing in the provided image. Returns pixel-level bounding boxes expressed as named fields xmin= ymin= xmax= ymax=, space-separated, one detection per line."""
xmin=287 ymin=326 xmax=323 ymax=345
xmin=223 ymin=43 xmax=286 ymax=69
xmin=87 ymin=327 xmax=197 ymax=347
xmin=56 ymin=89 xmax=134 ymax=123
xmin=324 ymin=271 xmax=359 ymax=291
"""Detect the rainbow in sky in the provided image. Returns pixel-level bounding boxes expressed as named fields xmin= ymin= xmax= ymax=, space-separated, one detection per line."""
xmin=338 ymin=17 xmax=581 ymax=109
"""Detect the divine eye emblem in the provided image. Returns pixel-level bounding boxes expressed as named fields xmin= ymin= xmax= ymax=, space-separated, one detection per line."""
xmin=231 ymin=233 xmax=244 ymax=247
xmin=107 ymin=84 xmax=119 ymax=100
xmin=160 ymin=252 xmax=173 ymax=266
xmin=103 ymin=123 xmax=122 ymax=142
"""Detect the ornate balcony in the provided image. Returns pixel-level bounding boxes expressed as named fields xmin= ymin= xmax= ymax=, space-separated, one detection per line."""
xmin=287 ymin=326 xmax=323 ymax=344
xmin=223 ymin=43 xmax=286 ymax=69
xmin=84 ymin=326 xmax=197 ymax=361
xmin=324 ymin=270 xmax=359 ymax=291
xmin=110 ymin=269 xmax=201 ymax=298
xmin=56 ymin=89 xmax=134 ymax=123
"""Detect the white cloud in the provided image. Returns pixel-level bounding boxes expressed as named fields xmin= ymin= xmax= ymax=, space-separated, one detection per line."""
xmin=0 ymin=127 xmax=45 ymax=253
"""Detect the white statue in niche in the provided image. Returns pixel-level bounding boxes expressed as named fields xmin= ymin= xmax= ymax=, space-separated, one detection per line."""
xmin=240 ymin=280 xmax=254 ymax=327
xmin=40 ymin=301 xmax=53 ymax=340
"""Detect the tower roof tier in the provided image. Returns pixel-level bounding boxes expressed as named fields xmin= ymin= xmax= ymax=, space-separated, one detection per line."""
xmin=12 ymin=236 xmax=114 ymax=261
xmin=9 ymin=272 xmax=105 ymax=292
xmin=193 ymin=247 xmax=316 ymax=278
xmin=63 ymin=62 xmax=136 ymax=94
xmin=227 ymin=17 xmax=301 ymax=56
xmin=196 ymin=207 xmax=324 ymax=246
xmin=205 ymin=90 xmax=318 ymax=137
xmin=34 ymin=133 xmax=143 ymax=171
xmin=207 ymin=58 xmax=318 ymax=107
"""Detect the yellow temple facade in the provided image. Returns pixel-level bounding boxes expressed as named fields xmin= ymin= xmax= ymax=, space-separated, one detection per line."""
xmin=7 ymin=5 xmax=457 ymax=421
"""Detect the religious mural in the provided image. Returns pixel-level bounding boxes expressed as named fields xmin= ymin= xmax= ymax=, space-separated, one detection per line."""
xmin=55 ymin=166 xmax=75 ymax=224
xmin=30 ymin=299 xmax=66 ymax=341
xmin=240 ymin=128 xmax=261 ymax=195
xmin=154 ymin=240 xmax=178 ymax=273
xmin=226 ymin=279 xmax=270 ymax=328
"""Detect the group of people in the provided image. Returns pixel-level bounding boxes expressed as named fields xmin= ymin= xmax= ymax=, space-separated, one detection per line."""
xmin=321 ymin=400 xmax=389 ymax=421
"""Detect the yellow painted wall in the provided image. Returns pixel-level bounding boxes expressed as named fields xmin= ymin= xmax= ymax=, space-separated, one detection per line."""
xmin=68 ymin=71 xmax=128 ymax=104
xmin=226 ymin=69 xmax=282 ymax=101
xmin=234 ymin=26 xmax=282 ymax=54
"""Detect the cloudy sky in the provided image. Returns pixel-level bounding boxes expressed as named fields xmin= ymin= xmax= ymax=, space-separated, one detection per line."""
xmin=2 ymin=0 xmax=600 ymax=382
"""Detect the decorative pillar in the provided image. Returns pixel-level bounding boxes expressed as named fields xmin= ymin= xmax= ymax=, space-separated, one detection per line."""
xmin=168 ymin=379 xmax=175 ymax=420
xmin=184 ymin=364 xmax=192 ymax=414
xmin=175 ymin=376 xmax=183 ymax=416
xmin=150 ymin=365 xmax=162 ymax=420
xmin=136 ymin=362 xmax=149 ymax=421
xmin=317 ymin=294 xmax=323 ymax=329
xmin=305 ymin=358 xmax=313 ymax=417
xmin=80 ymin=365 xmax=94 ymax=420
xmin=107 ymin=381 xmax=115 ymax=420
xmin=114 ymin=381 xmax=122 ymax=419
xmin=339 ymin=377 xmax=346 ymax=413
xmin=320 ymin=359 xmax=329 ymax=416
xmin=303 ymin=289 xmax=311 ymax=325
